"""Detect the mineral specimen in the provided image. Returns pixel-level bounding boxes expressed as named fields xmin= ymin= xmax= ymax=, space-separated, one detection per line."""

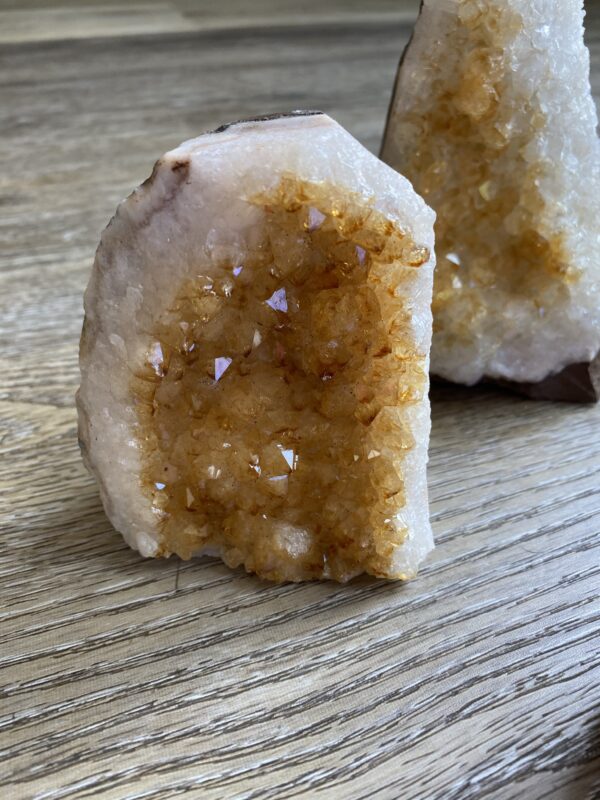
xmin=382 ymin=0 xmax=600 ymax=400
xmin=77 ymin=112 xmax=436 ymax=582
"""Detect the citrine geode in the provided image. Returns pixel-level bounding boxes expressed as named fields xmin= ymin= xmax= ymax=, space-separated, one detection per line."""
xmin=78 ymin=112 xmax=436 ymax=582
xmin=382 ymin=0 xmax=600 ymax=401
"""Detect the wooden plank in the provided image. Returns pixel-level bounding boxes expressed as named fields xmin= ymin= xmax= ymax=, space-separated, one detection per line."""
xmin=1 ymin=390 xmax=599 ymax=798
xmin=0 ymin=5 xmax=196 ymax=44
xmin=0 ymin=0 xmax=421 ymax=44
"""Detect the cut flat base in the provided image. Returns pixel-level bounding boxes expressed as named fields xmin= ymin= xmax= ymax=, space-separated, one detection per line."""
xmin=492 ymin=358 xmax=600 ymax=404
xmin=78 ymin=112 xmax=436 ymax=582
xmin=435 ymin=358 xmax=600 ymax=404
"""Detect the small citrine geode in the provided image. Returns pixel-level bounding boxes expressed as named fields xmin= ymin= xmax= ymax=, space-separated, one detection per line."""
xmin=78 ymin=113 xmax=436 ymax=582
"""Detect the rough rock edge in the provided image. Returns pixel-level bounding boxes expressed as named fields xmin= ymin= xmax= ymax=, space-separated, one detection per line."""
xmin=76 ymin=147 xmax=197 ymax=555
xmin=380 ymin=0 xmax=423 ymax=161
xmin=380 ymin=3 xmax=599 ymax=404
xmin=213 ymin=110 xmax=325 ymax=133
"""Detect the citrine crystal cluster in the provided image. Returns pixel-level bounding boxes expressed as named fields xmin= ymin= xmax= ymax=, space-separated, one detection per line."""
xmin=382 ymin=0 xmax=600 ymax=397
xmin=78 ymin=113 xmax=435 ymax=582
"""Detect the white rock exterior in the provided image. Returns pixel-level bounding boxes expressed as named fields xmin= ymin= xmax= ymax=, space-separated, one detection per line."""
xmin=77 ymin=112 xmax=436 ymax=582
xmin=382 ymin=0 xmax=600 ymax=393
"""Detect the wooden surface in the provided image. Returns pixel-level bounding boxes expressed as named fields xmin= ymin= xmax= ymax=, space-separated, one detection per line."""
xmin=1 ymin=2 xmax=599 ymax=798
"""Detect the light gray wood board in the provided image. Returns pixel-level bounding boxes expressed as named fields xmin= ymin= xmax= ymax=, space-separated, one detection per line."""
xmin=0 ymin=3 xmax=599 ymax=799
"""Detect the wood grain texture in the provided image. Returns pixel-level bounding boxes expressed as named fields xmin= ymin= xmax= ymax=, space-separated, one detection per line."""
xmin=1 ymin=2 xmax=599 ymax=798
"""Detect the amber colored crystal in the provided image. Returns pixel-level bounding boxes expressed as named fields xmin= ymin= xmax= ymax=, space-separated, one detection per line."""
xmin=132 ymin=178 xmax=429 ymax=582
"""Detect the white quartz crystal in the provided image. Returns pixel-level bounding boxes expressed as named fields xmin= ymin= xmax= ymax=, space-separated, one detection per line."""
xmin=382 ymin=0 xmax=600 ymax=388
xmin=77 ymin=113 xmax=436 ymax=581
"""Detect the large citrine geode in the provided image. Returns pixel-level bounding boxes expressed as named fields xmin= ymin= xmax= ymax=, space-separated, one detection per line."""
xmin=78 ymin=112 xmax=436 ymax=582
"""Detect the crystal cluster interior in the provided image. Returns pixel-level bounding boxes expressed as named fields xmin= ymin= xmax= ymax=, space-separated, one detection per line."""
xmin=132 ymin=178 xmax=429 ymax=582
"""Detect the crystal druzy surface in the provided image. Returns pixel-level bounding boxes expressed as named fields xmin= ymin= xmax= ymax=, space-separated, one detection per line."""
xmin=382 ymin=0 xmax=600 ymax=394
xmin=78 ymin=113 xmax=436 ymax=582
